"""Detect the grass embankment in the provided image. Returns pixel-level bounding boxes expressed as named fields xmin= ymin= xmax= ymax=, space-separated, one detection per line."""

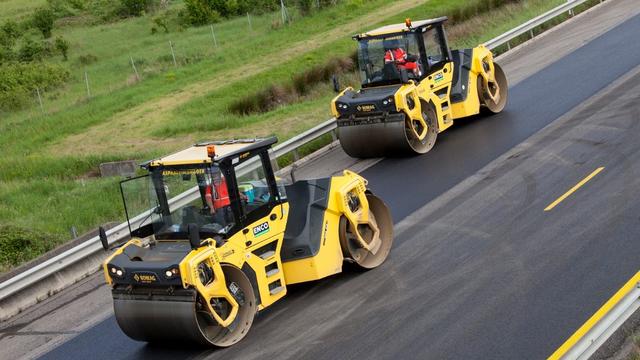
xmin=0 ymin=0 xmax=583 ymax=272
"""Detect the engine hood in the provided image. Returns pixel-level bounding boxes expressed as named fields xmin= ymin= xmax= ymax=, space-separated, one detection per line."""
xmin=106 ymin=240 xmax=191 ymax=286
xmin=334 ymin=85 xmax=402 ymax=117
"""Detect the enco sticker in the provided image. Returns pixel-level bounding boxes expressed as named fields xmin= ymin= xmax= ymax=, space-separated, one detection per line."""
xmin=253 ymin=222 xmax=270 ymax=237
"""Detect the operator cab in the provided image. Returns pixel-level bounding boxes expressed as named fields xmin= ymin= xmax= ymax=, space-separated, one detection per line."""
xmin=120 ymin=138 xmax=285 ymax=245
xmin=354 ymin=17 xmax=452 ymax=87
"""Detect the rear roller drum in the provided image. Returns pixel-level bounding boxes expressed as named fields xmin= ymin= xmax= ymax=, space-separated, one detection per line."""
xmin=339 ymin=194 xmax=393 ymax=269
xmin=478 ymin=62 xmax=508 ymax=114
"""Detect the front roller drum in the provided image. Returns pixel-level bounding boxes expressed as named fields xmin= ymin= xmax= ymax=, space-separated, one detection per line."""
xmin=339 ymin=194 xmax=394 ymax=269
xmin=113 ymin=265 xmax=256 ymax=347
xmin=337 ymin=110 xmax=436 ymax=158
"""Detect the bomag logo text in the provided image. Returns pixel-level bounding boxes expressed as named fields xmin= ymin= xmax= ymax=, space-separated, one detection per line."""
xmin=357 ymin=104 xmax=376 ymax=112
xmin=133 ymin=273 xmax=157 ymax=283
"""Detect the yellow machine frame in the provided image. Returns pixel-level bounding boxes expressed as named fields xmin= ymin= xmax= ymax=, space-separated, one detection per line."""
xmin=331 ymin=45 xmax=498 ymax=134
xmin=103 ymin=138 xmax=392 ymax=345
xmin=330 ymin=17 xmax=508 ymax=157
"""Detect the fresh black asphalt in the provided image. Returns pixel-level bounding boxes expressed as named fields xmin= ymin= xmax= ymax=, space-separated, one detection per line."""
xmin=39 ymin=13 xmax=640 ymax=360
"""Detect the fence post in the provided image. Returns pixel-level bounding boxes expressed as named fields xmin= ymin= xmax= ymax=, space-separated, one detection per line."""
xmin=247 ymin=13 xmax=253 ymax=31
xmin=130 ymin=56 xmax=140 ymax=81
xmin=280 ymin=0 xmax=289 ymax=24
xmin=35 ymin=87 xmax=44 ymax=114
xmin=169 ymin=41 xmax=177 ymax=67
xmin=210 ymin=25 xmax=218 ymax=48
xmin=84 ymin=71 xmax=91 ymax=98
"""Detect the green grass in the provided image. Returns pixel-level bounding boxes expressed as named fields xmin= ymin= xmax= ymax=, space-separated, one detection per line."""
xmin=0 ymin=0 xmax=47 ymax=23
xmin=0 ymin=0 xmax=595 ymax=272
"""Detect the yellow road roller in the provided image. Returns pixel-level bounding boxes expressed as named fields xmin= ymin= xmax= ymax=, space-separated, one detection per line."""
xmin=100 ymin=137 xmax=393 ymax=347
xmin=331 ymin=17 xmax=508 ymax=157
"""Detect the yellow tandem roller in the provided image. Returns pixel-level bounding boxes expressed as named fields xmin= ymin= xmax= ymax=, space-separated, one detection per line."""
xmin=331 ymin=17 xmax=508 ymax=158
xmin=101 ymin=137 xmax=393 ymax=346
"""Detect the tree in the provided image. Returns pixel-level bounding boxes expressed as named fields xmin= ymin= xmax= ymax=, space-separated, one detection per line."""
xmin=54 ymin=36 xmax=69 ymax=61
xmin=183 ymin=0 xmax=220 ymax=25
xmin=32 ymin=8 xmax=55 ymax=39
xmin=0 ymin=21 xmax=20 ymax=47
xmin=120 ymin=0 xmax=156 ymax=17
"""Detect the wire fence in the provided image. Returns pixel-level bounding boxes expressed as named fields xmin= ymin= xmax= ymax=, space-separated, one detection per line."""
xmin=21 ymin=1 xmax=308 ymax=118
xmin=21 ymin=0 xmax=602 ymax=119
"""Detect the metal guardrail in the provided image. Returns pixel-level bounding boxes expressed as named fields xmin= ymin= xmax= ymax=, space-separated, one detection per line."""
xmin=549 ymin=271 xmax=640 ymax=360
xmin=484 ymin=0 xmax=592 ymax=50
xmin=0 ymin=0 xmax=605 ymax=314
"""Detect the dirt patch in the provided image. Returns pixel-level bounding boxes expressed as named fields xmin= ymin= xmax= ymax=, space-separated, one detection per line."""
xmin=229 ymin=56 xmax=355 ymax=115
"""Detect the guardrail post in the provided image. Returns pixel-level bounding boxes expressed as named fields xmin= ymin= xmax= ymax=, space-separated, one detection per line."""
xmin=292 ymin=149 xmax=300 ymax=162
xmin=330 ymin=129 xmax=337 ymax=141
xmin=268 ymin=149 xmax=279 ymax=172
xmin=529 ymin=29 xmax=534 ymax=39
xmin=290 ymin=163 xmax=298 ymax=183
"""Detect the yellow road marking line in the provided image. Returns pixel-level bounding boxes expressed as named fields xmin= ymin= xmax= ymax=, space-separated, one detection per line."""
xmin=548 ymin=270 xmax=640 ymax=360
xmin=544 ymin=167 xmax=605 ymax=211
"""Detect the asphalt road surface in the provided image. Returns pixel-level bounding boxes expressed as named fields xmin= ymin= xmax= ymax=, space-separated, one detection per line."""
xmin=2 ymin=2 xmax=640 ymax=359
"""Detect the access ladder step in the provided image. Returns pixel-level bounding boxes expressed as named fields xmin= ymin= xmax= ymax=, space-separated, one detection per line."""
xmin=269 ymin=286 xmax=285 ymax=295
xmin=266 ymin=268 xmax=280 ymax=277
xmin=260 ymin=250 xmax=275 ymax=260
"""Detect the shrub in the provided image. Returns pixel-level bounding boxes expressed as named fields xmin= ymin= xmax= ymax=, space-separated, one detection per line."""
xmin=47 ymin=0 xmax=87 ymax=17
xmin=0 ymin=46 xmax=15 ymax=63
xmin=119 ymin=0 xmax=157 ymax=17
xmin=152 ymin=16 xmax=169 ymax=33
xmin=77 ymin=53 xmax=98 ymax=65
xmin=32 ymin=8 xmax=56 ymax=39
xmin=0 ymin=87 xmax=30 ymax=111
xmin=183 ymin=0 xmax=221 ymax=25
xmin=0 ymin=225 xmax=62 ymax=272
xmin=54 ymin=36 xmax=70 ymax=60
xmin=0 ymin=62 xmax=70 ymax=111
xmin=183 ymin=0 xmax=278 ymax=24
xmin=0 ymin=21 xmax=21 ymax=49
xmin=18 ymin=38 xmax=49 ymax=62
xmin=296 ymin=0 xmax=316 ymax=15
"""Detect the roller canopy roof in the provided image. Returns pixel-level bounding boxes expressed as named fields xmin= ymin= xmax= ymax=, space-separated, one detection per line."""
xmin=355 ymin=17 xmax=448 ymax=38
xmin=143 ymin=137 xmax=277 ymax=168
